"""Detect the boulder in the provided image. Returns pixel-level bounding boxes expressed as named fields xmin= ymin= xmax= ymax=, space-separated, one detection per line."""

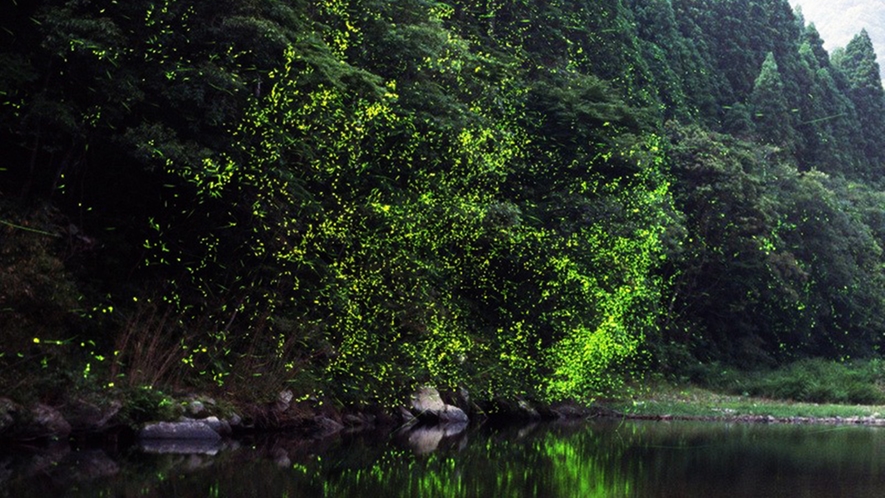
xmin=410 ymin=387 xmax=469 ymax=425
xmin=187 ymin=400 xmax=206 ymax=417
xmin=0 ymin=400 xmax=71 ymax=440
xmin=200 ymin=416 xmax=232 ymax=436
xmin=31 ymin=404 xmax=72 ymax=439
xmin=517 ymin=399 xmax=541 ymax=420
xmin=62 ymin=398 xmax=122 ymax=432
xmin=274 ymin=390 xmax=294 ymax=413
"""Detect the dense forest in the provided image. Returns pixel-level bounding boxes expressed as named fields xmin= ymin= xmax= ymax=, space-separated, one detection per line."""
xmin=4 ymin=0 xmax=885 ymax=407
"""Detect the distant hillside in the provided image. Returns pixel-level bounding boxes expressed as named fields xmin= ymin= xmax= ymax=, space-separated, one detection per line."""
xmin=791 ymin=0 xmax=885 ymax=63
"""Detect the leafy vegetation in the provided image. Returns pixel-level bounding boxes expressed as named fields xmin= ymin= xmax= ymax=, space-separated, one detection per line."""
xmin=4 ymin=0 xmax=885 ymax=410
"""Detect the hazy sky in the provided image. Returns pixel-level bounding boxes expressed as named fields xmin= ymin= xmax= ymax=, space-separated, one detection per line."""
xmin=789 ymin=0 xmax=885 ymax=62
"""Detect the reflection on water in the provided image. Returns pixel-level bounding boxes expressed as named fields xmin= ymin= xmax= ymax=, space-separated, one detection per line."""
xmin=5 ymin=419 xmax=885 ymax=497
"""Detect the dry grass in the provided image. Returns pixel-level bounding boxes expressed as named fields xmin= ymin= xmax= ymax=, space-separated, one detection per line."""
xmin=111 ymin=303 xmax=186 ymax=388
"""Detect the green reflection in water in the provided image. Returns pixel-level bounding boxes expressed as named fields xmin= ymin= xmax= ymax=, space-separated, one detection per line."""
xmin=311 ymin=423 xmax=634 ymax=497
xmin=10 ymin=420 xmax=885 ymax=497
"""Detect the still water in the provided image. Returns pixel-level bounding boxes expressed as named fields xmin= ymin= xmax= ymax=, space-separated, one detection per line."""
xmin=5 ymin=419 xmax=885 ymax=497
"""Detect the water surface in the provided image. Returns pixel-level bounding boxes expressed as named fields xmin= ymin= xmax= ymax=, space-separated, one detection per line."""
xmin=4 ymin=419 xmax=885 ymax=497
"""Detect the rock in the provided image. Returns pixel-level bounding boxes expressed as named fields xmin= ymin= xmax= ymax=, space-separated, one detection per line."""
xmin=0 ymin=398 xmax=20 ymax=436
xmin=0 ymin=400 xmax=73 ymax=440
xmin=517 ymin=400 xmax=541 ymax=420
xmin=550 ymin=403 xmax=586 ymax=419
xmin=200 ymin=416 xmax=232 ymax=436
xmin=139 ymin=420 xmax=222 ymax=441
xmin=410 ymin=387 xmax=469 ymax=425
xmin=62 ymin=398 xmax=122 ymax=432
xmin=437 ymin=404 xmax=469 ymax=424
xmin=187 ymin=400 xmax=206 ymax=417
xmin=227 ymin=412 xmax=243 ymax=428
xmin=456 ymin=387 xmax=472 ymax=413
xmin=274 ymin=390 xmax=294 ymax=412
xmin=399 ymin=406 xmax=417 ymax=423
xmin=412 ymin=386 xmax=446 ymax=413
xmin=20 ymin=404 xmax=71 ymax=440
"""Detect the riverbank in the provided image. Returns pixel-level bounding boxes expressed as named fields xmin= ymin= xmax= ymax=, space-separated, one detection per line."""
xmin=7 ymin=378 xmax=885 ymax=446
xmin=603 ymin=383 xmax=885 ymax=425
xmin=0 ymin=384 xmax=598 ymax=444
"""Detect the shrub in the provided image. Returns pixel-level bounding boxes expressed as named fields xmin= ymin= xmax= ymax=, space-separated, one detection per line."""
xmin=739 ymin=358 xmax=885 ymax=405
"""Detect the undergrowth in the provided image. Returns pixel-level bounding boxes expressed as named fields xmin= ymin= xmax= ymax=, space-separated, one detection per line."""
xmin=691 ymin=358 xmax=885 ymax=405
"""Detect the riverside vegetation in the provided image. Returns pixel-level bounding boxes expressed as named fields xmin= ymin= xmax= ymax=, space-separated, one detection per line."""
xmin=5 ymin=0 xmax=885 ymax=436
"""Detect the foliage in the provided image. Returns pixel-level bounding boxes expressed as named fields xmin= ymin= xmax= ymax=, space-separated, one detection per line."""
xmin=683 ymin=358 xmax=885 ymax=405
xmin=4 ymin=0 xmax=885 ymax=408
xmin=738 ymin=358 xmax=885 ymax=404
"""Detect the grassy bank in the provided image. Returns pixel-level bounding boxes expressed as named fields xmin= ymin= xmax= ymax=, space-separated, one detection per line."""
xmin=608 ymin=384 xmax=885 ymax=421
xmin=605 ymin=358 xmax=885 ymax=422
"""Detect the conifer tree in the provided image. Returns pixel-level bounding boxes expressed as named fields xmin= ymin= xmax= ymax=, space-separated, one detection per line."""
xmin=750 ymin=52 xmax=796 ymax=151
xmin=834 ymin=29 xmax=885 ymax=174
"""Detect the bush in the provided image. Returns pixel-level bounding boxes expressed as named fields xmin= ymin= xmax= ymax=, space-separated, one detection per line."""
xmin=739 ymin=358 xmax=885 ymax=405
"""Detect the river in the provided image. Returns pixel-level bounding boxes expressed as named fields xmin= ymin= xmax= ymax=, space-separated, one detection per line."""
xmin=4 ymin=418 xmax=885 ymax=497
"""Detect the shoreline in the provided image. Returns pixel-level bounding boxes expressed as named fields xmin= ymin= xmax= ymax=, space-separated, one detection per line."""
xmin=7 ymin=385 xmax=885 ymax=446
xmin=611 ymin=411 xmax=885 ymax=426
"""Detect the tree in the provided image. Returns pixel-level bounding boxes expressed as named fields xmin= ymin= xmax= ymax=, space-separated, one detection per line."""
xmin=833 ymin=29 xmax=885 ymax=175
xmin=750 ymin=52 xmax=797 ymax=152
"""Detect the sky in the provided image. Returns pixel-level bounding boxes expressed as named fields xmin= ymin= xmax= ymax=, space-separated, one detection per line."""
xmin=789 ymin=0 xmax=885 ymax=64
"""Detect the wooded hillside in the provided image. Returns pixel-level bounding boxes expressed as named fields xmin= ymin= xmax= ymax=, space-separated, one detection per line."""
xmin=3 ymin=0 xmax=885 ymax=404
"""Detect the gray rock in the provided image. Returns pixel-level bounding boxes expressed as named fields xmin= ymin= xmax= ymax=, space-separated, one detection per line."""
xmin=29 ymin=404 xmax=72 ymax=439
xmin=437 ymin=404 xmax=469 ymax=424
xmin=399 ymin=406 xmax=417 ymax=423
xmin=550 ymin=403 xmax=588 ymax=419
xmin=517 ymin=400 xmax=541 ymax=420
xmin=411 ymin=386 xmax=447 ymax=413
xmin=62 ymin=398 xmax=122 ymax=432
xmin=410 ymin=387 xmax=469 ymax=425
xmin=274 ymin=390 xmax=294 ymax=412
xmin=227 ymin=412 xmax=243 ymax=427
xmin=139 ymin=420 xmax=222 ymax=441
xmin=200 ymin=416 xmax=232 ymax=436
xmin=0 ymin=402 xmax=71 ymax=440
xmin=457 ymin=387 xmax=471 ymax=411
xmin=187 ymin=400 xmax=206 ymax=417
